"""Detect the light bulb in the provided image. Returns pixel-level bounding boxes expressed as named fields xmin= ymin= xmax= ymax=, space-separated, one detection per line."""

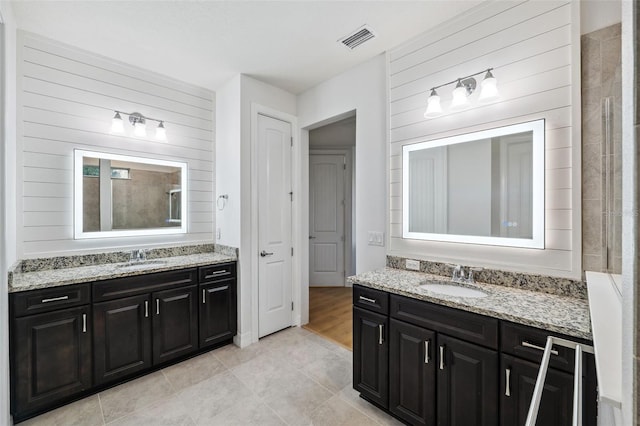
xmin=451 ymin=80 xmax=469 ymax=110
xmin=155 ymin=122 xmax=167 ymax=141
xmin=110 ymin=112 xmax=124 ymax=133
xmin=479 ymin=70 xmax=499 ymax=102
xmin=134 ymin=120 xmax=147 ymax=137
xmin=424 ymin=89 xmax=442 ymax=118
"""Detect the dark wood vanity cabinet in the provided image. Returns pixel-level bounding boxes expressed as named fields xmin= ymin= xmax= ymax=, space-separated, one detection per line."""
xmin=10 ymin=284 xmax=92 ymax=417
xmin=199 ymin=262 xmax=237 ymax=348
xmin=352 ymin=285 xmax=597 ymax=426
xmin=10 ymin=261 xmax=237 ymax=423
xmin=353 ymin=306 xmax=389 ymax=409
xmin=93 ymin=294 xmax=152 ymax=385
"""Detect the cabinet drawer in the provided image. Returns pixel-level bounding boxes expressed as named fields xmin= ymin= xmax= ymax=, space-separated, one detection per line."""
xmin=93 ymin=268 xmax=197 ymax=302
xmin=390 ymin=294 xmax=498 ymax=349
xmin=353 ymin=285 xmax=389 ymax=315
xmin=199 ymin=263 xmax=236 ymax=283
xmin=11 ymin=284 xmax=91 ymax=317
xmin=500 ymin=322 xmax=592 ymax=374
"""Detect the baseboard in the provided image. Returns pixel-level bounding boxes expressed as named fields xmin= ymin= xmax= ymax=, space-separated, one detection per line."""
xmin=233 ymin=331 xmax=253 ymax=348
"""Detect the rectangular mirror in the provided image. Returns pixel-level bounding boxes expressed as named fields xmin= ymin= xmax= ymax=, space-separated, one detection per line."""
xmin=74 ymin=150 xmax=188 ymax=239
xmin=402 ymin=119 xmax=545 ymax=248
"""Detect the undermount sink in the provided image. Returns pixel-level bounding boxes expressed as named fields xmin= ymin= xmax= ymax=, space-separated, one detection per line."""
xmin=419 ymin=282 xmax=488 ymax=298
xmin=116 ymin=260 xmax=167 ymax=270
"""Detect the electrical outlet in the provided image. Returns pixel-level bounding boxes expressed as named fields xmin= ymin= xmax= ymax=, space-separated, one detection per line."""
xmin=367 ymin=231 xmax=384 ymax=247
xmin=216 ymin=228 xmax=221 ymax=240
xmin=406 ymin=259 xmax=420 ymax=271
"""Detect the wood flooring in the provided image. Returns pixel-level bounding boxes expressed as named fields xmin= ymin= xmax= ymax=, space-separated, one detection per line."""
xmin=303 ymin=287 xmax=353 ymax=350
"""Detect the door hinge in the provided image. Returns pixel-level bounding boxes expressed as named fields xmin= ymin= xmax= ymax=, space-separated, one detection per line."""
xmin=290 ymin=137 xmax=293 ymax=147
xmin=291 ymin=301 xmax=294 ymax=311
xmin=343 ymin=163 xmax=346 ymax=170
xmin=291 ymin=247 xmax=294 ymax=256
xmin=289 ymin=191 xmax=293 ymax=201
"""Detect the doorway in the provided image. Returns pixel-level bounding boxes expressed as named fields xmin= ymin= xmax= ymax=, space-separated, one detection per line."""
xmin=304 ymin=115 xmax=355 ymax=349
xmin=257 ymin=113 xmax=293 ymax=338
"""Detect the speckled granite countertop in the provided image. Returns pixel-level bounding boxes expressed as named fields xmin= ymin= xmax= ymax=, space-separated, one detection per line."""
xmin=9 ymin=252 xmax=237 ymax=293
xmin=348 ymin=268 xmax=591 ymax=341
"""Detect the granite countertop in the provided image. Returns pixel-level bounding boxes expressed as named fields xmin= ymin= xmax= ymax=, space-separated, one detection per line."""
xmin=9 ymin=252 xmax=237 ymax=293
xmin=349 ymin=268 xmax=591 ymax=340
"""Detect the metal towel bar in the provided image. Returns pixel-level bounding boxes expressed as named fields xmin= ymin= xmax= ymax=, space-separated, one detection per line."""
xmin=524 ymin=336 xmax=594 ymax=426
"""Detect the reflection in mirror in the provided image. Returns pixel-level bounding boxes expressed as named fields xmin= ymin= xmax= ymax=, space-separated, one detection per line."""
xmin=403 ymin=119 xmax=544 ymax=248
xmin=75 ymin=150 xmax=187 ymax=239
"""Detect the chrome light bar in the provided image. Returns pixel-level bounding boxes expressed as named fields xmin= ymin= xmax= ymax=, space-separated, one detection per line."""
xmin=524 ymin=336 xmax=594 ymax=426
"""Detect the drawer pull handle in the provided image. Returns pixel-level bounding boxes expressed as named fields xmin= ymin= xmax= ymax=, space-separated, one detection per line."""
xmin=378 ymin=324 xmax=384 ymax=345
xmin=82 ymin=314 xmax=87 ymax=333
xmin=523 ymin=341 xmax=559 ymax=356
xmin=505 ymin=368 xmax=511 ymax=397
xmin=439 ymin=346 xmax=445 ymax=370
xmin=210 ymin=285 xmax=229 ymax=293
xmin=145 ymin=301 xmax=149 ymax=318
xmin=359 ymin=296 xmax=376 ymax=304
xmin=156 ymin=299 xmax=160 ymax=315
xmin=42 ymin=295 xmax=69 ymax=303
xmin=203 ymin=289 xmax=206 ymax=304
xmin=205 ymin=270 xmax=227 ymax=279
xmin=424 ymin=340 xmax=430 ymax=364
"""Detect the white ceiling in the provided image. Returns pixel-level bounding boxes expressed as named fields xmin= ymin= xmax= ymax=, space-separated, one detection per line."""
xmin=10 ymin=1 xmax=481 ymax=94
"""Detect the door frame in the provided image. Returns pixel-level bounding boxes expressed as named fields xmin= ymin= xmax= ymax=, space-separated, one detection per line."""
xmin=309 ymin=148 xmax=354 ymax=286
xmin=250 ymin=103 xmax=299 ymax=343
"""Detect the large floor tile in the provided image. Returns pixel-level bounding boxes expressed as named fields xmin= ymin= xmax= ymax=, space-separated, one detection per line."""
xmin=230 ymin=349 xmax=300 ymax=398
xmin=177 ymin=371 xmax=254 ymax=425
xmin=162 ymin=351 xmax=227 ymax=391
xmin=309 ymin=394 xmax=377 ymax=426
xmin=303 ymin=350 xmax=352 ymax=392
xmin=262 ymin=370 xmax=334 ymax=425
xmin=18 ymin=395 xmax=103 ymax=426
xmin=202 ymin=394 xmax=286 ymax=426
xmin=99 ymin=371 xmax=174 ymax=424
xmin=106 ymin=396 xmax=193 ymax=426
xmin=337 ymin=385 xmax=404 ymax=426
xmin=213 ymin=340 xmax=268 ymax=369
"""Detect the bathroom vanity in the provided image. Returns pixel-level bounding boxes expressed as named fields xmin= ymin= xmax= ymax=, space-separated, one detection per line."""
xmin=350 ymin=268 xmax=597 ymax=426
xmin=8 ymin=250 xmax=237 ymax=423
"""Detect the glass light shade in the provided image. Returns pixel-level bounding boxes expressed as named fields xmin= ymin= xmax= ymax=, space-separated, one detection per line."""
xmin=424 ymin=90 xmax=442 ymax=118
xmin=450 ymin=82 xmax=469 ymax=110
xmin=479 ymin=72 xmax=499 ymax=102
xmin=155 ymin=122 xmax=167 ymax=141
xmin=110 ymin=112 xmax=124 ymax=133
xmin=134 ymin=121 xmax=147 ymax=137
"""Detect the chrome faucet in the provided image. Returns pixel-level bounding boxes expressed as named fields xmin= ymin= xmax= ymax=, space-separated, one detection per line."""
xmin=451 ymin=265 xmax=465 ymax=283
xmin=129 ymin=249 xmax=147 ymax=263
xmin=465 ymin=267 xmax=483 ymax=284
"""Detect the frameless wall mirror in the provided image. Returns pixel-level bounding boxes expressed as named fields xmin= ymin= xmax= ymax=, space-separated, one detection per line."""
xmin=74 ymin=150 xmax=187 ymax=239
xmin=402 ymin=119 xmax=545 ymax=248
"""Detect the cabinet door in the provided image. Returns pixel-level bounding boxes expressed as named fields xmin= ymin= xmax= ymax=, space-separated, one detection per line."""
xmin=200 ymin=279 xmax=237 ymax=348
xmin=389 ymin=319 xmax=436 ymax=426
xmin=13 ymin=306 xmax=92 ymax=415
xmin=353 ymin=306 xmax=389 ymax=409
xmin=500 ymin=354 xmax=573 ymax=426
xmin=437 ymin=334 xmax=498 ymax=426
xmin=152 ymin=285 xmax=198 ymax=364
xmin=93 ymin=294 xmax=152 ymax=385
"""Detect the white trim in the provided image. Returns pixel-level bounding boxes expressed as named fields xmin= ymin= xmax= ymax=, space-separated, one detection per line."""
xmin=250 ymin=103 xmax=299 ymax=343
xmin=402 ymin=119 xmax=545 ymax=249
xmin=73 ymin=149 xmax=188 ymax=239
xmin=233 ymin=330 xmax=253 ymax=349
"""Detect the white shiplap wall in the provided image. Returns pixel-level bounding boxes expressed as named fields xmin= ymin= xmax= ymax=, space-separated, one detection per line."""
xmin=388 ymin=1 xmax=582 ymax=278
xmin=17 ymin=31 xmax=215 ymax=257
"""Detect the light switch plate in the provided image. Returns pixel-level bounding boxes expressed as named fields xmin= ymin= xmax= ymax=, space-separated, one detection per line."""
xmin=406 ymin=259 xmax=420 ymax=271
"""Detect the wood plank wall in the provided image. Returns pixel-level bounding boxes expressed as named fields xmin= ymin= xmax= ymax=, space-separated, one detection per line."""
xmin=17 ymin=32 xmax=215 ymax=257
xmin=387 ymin=1 xmax=581 ymax=278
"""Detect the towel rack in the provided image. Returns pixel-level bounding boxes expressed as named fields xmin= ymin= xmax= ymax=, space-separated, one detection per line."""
xmin=525 ymin=336 xmax=595 ymax=426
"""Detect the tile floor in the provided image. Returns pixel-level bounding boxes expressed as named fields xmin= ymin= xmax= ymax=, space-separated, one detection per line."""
xmin=20 ymin=327 xmax=402 ymax=426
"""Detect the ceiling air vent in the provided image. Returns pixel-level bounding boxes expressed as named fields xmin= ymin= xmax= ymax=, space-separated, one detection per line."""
xmin=339 ymin=25 xmax=376 ymax=50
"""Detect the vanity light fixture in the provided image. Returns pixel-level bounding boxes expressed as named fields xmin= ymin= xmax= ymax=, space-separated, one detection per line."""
xmin=424 ymin=68 xmax=499 ymax=118
xmin=110 ymin=111 xmax=168 ymax=141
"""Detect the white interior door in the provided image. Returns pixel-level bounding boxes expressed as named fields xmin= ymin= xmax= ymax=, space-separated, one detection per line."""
xmin=309 ymin=154 xmax=345 ymax=286
xmin=258 ymin=114 xmax=293 ymax=338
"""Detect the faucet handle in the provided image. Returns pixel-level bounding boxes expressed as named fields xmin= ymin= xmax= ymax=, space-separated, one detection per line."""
xmin=466 ymin=267 xmax=483 ymax=283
